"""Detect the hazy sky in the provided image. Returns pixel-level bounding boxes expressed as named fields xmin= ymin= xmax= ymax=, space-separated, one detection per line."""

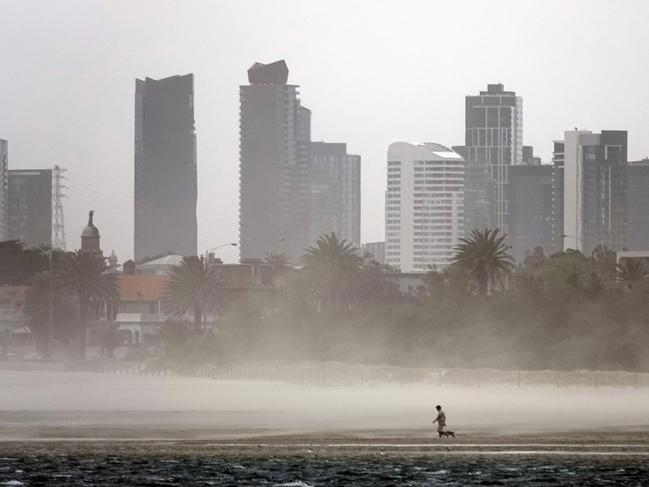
xmin=1 ymin=0 xmax=648 ymax=262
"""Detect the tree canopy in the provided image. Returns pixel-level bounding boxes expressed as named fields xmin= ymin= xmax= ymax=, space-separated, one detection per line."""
xmin=163 ymin=256 xmax=225 ymax=331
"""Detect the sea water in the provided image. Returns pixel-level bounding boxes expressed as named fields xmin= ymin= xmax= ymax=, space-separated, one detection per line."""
xmin=1 ymin=448 xmax=648 ymax=486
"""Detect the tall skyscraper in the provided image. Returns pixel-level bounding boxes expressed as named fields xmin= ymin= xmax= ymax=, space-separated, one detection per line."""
xmin=385 ymin=142 xmax=464 ymax=272
xmin=507 ymin=164 xmax=553 ymax=261
xmin=309 ymin=142 xmax=361 ymax=247
xmin=464 ymin=83 xmax=523 ymax=235
xmin=624 ymin=159 xmax=649 ymax=250
xmin=239 ymin=60 xmax=312 ymax=263
xmin=0 ymin=139 xmax=7 ymax=241
xmin=134 ymin=74 xmax=197 ymax=262
xmin=551 ymin=140 xmax=565 ymax=253
xmin=7 ymin=169 xmax=52 ymax=247
xmin=562 ymin=130 xmax=627 ymax=253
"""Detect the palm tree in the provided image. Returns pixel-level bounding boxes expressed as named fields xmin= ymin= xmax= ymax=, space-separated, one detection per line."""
xmin=617 ymin=258 xmax=649 ymax=289
xmin=52 ymin=250 xmax=119 ymax=359
xmin=163 ymin=256 xmax=224 ymax=332
xmin=590 ymin=245 xmax=617 ymax=282
xmin=303 ymin=233 xmax=364 ymax=310
xmin=452 ymin=228 xmax=514 ymax=295
xmin=265 ymin=252 xmax=289 ymax=266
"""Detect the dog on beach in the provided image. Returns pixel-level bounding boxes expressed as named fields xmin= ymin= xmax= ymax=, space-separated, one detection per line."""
xmin=438 ymin=430 xmax=455 ymax=438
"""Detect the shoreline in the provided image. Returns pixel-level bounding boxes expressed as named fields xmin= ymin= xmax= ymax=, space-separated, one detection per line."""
xmin=1 ymin=429 xmax=649 ymax=447
xmin=1 ymin=433 xmax=649 ymax=459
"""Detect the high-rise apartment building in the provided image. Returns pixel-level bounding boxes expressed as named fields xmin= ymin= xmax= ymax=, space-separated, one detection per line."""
xmin=551 ymin=140 xmax=565 ymax=253
xmin=625 ymin=159 xmax=649 ymax=250
xmin=134 ymin=74 xmax=197 ymax=262
xmin=562 ymin=130 xmax=627 ymax=254
xmin=0 ymin=140 xmax=7 ymax=241
xmin=464 ymin=83 xmax=523 ymax=235
xmin=7 ymin=169 xmax=52 ymax=247
xmin=385 ymin=142 xmax=464 ymax=272
xmin=507 ymin=164 xmax=553 ymax=261
xmin=239 ymin=60 xmax=311 ymax=263
xmin=310 ymin=142 xmax=360 ymax=247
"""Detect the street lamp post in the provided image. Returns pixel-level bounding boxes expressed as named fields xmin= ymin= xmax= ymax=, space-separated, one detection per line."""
xmin=204 ymin=243 xmax=238 ymax=268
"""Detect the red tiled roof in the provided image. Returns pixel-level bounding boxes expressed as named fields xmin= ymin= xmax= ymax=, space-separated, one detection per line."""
xmin=118 ymin=275 xmax=168 ymax=301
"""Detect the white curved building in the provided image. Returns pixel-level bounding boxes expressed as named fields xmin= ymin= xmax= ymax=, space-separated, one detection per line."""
xmin=385 ymin=142 xmax=464 ymax=272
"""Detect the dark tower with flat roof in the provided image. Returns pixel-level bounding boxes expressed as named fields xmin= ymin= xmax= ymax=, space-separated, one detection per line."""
xmin=8 ymin=169 xmax=52 ymax=247
xmin=134 ymin=74 xmax=197 ymax=262
xmin=626 ymin=159 xmax=649 ymax=250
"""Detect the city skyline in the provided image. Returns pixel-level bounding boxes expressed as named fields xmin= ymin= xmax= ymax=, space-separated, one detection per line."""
xmin=2 ymin=0 xmax=649 ymax=262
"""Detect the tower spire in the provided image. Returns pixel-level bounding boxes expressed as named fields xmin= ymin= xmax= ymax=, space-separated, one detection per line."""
xmin=81 ymin=209 xmax=101 ymax=254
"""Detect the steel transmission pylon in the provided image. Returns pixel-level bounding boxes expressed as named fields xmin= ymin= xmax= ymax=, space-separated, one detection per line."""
xmin=52 ymin=165 xmax=67 ymax=250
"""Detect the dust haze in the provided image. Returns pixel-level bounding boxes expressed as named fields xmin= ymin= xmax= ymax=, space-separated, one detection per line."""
xmin=1 ymin=369 xmax=648 ymax=440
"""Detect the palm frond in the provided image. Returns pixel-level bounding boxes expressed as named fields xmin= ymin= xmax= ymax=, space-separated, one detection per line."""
xmin=163 ymin=256 xmax=225 ymax=319
xmin=452 ymin=228 xmax=514 ymax=294
xmin=617 ymin=258 xmax=649 ymax=285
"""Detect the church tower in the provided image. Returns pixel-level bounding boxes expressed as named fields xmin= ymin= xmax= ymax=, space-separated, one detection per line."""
xmin=81 ymin=210 xmax=101 ymax=254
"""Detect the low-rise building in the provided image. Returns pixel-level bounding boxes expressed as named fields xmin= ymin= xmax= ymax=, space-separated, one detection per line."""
xmin=111 ymin=262 xmax=289 ymax=345
xmin=114 ymin=274 xmax=168 ymax=345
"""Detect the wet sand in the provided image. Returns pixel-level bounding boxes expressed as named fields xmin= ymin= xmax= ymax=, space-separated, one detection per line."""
xmin=1 ymin=432 xmax=649 ymax=467
xmin=2 ymin=421 xmax=649 ymax=458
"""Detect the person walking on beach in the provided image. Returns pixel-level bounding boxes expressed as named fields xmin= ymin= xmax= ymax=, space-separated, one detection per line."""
xmin=433 ymin=404 xmax=450 ymax=437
